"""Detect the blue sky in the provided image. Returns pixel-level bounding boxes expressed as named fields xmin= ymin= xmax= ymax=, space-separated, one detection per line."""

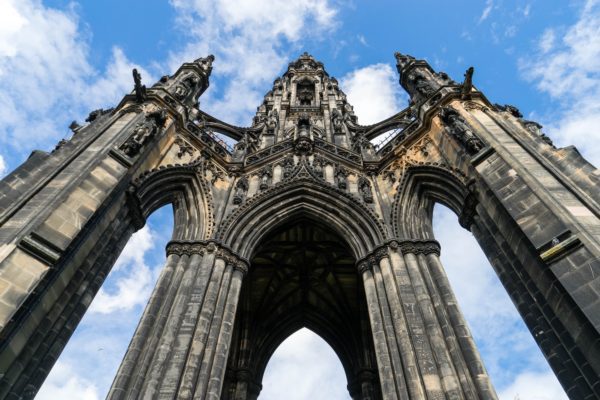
xmin=1 ymin=0 xmax=599 ymax=399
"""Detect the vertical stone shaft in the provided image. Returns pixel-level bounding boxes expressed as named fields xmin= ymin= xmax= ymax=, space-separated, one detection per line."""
xmin=138 ymin=252 xmax=197 ymax=398
xmin=176 ymin=257 xmax=226 ymax=398
xmin=205 ymin=266 xmax=245 ymax=399
xmin=426 ymin=253 xmax=496 ymax=399
xmin=388 ymin=251 xmax=443 ymax=397
xmin=193 ymin=261 xmax=233 ymax=398
xmin=126 ymin=253 xmax=191 ymax=398
xmin=371 ymin=261 xmax=410 ymax=399
xmin=377 ymin=252 xmax=426 ymax=398
xmin=158 ymin=251 xmax=214 ymax=395
xmin=360 ymin=266 xmax=402 ymax=399
xmin=108 ymin=252 xmax=180 ymax=399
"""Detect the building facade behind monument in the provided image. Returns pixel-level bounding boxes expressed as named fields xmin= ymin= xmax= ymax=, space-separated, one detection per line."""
xmin=0 ymin=52 xmax=598 ymax=399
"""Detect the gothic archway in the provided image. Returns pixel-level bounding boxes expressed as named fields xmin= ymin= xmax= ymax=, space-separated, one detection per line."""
xmin=222 ymin=217 xmax=380 ymax=400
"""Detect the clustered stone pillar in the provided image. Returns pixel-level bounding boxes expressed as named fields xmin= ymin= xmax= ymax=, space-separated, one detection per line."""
xmin=107 ymin=240 xmax=248 ymax=400
xmin=358 ymin=240 xmax=497 ymax=400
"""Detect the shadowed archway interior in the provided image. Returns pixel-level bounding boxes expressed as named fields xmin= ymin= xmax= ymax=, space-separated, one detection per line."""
xmin=222 ymin=219 xmax=380 ymax=400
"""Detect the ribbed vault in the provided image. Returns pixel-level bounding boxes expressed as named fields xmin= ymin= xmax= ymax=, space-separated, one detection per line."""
xmin=223 ymin=219 xmax=380 ymax=400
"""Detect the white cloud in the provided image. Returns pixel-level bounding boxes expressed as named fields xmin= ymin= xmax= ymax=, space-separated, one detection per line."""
xmin=261 ymin=328 xmax=349 ymax=400
xmin=340 ymin=63 xmax=407 ymax=125
xmin=168 ymin=0 xmax=338 ymax=125
xmin=479 ymin=0 xmax=494 ymax=23
xmin=89 ymin=226 xmax=157 ymax=314
xmin=0 ymin=0 xmax=148 ymax=163
xmin=0 ymin=154 xmax=6 ymax=178
xmin=499 ymin=371 xmax=567 ymax=400
xmin=36 ymin=361 xmax=99 ymax=400
xmin=520 ymin=0 xmax=600 ymax=166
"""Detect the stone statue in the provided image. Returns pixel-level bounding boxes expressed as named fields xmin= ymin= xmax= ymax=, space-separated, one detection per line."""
xmin=121 ymin=110 xmax=167 ymax=157
xmin=266 ymin=108 xmax=279 ymax=132
xmin=409 ymin=71 xmax=437 ymax=98
xmin=439 ymin=107 xmax=484 ymax=155
xmin=232 ymin=175 xmax=248 ymax=204
xmin=335 ymin=165 xmax=348 ymax=189
xmin=132 ymin=68 xmax=147 ymax=103
xmin=331 ymin=108 xmax=344 ymax=133
xmin=461 ymin=66 xmax=474 ymax=99
xmin=195 ymin=54 xmax=215 ymax=74
xmin=358 ymin=176 xmax=374 ymax=203
xmin=258 ymin=167 xmax=272 ymax=190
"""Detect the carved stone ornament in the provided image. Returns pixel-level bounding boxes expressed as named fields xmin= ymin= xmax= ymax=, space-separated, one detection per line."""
xmin=439 ymin=107 xmax=484 ymax=155
xmin=335 ymin=165 xmax=348 ymax=190
xmin=358 ymin=176 xmax=374 ymax=203
xmin=121 ymin=110 xmax=167 ymax=157
xmin=258 ymin=166 xmax=272 ymax=190
xmin=174 ymin=137 xmax=195 ymax=158
xmin=233 ymin=175 xmax=249 ymax=205
xmin=132 ymin=68 xmax=147 ymax=103
xmin=460 ymin=66 xmax=474 ymax=99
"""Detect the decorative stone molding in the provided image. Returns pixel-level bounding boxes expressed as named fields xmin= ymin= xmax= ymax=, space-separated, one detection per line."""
xmin=165 ymin=240 xmax=250 ymax=275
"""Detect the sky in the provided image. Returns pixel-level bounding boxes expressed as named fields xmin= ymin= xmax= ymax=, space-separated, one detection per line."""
xmin=0 ymin=0 xmax=599 ymax=399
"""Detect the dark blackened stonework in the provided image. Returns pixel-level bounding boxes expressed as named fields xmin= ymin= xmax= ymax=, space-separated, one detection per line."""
xmin=0 ymin=51 xmax=599 ymax=399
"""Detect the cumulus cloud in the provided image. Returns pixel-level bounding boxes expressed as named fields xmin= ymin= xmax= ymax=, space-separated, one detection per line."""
xmin=520 ymin=0 xmax=600 ymax=166
xmin=0 ymin=0 xmax=149 ymax=168
xmin=340 ymin=63 xmax=407 ymax=125
xmin=499 ymin=371 xmax=567 ymax=400
xmin=36 ymin=361 xmax=99 ymax=400
xmin=89 ymin=226 xmax=157 ymax=314
xmin=261 ymin=328 xmax=349 ymax=400
xmin=168 ymin=0 xmax=338 ymax=125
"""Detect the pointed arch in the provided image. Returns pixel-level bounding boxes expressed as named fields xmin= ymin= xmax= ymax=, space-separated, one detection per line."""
xmin=130 ymin=159 xmax=215 ymax=240
xmin=217 ymin=177 xmax=388 ymax=260
xmin=392 ymin=164 xmax=471 ymax=239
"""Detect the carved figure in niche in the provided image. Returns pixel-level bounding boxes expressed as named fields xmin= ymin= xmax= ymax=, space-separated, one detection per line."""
xmin=335 ymin=165 xmax=348 ymax=190
xmin=409 ymin=71 xmax=437 ymax=98
xmin=121 ymin=110 xmax=167 ymax=157
xmin=232 ymin=176 xmax=249 ymax=205
xmin=461 ymin=66 xmax=474 ymax=99
xmin=233 ymin=133 xmax=257 ymax=160
xmin=439 ymin=107 xmax=484 ymax=155
xmin=266 ymin=108 xmax=279 ymax=133
xmin=174 ymin=85 xmax=188 ymax=100
xmin=358 ymin=176 xmax=374 ymax=203
xmin=132 ymin=69 xmax=147 ymax=103
xmin=312 ymin=156 xmax=325 ymax=178
xmin=258 ymin=167 xmax=272 ymax=190
xmin=296 ymin=78 xmax=315 ymax=106
xmin=331 ymin=108 xmax=344 ymax=133
xmin=282 ymin=156 xmax=295 ymax=179
xmin=195 ymin=54 xmax=215 ymax=73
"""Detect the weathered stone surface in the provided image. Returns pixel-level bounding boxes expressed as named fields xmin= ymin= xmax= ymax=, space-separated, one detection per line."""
xmin=0 ymin=52 xmax=599 ymax=399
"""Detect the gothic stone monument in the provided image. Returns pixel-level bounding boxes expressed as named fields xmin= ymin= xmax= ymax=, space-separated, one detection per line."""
xmin=0 ymin=52 xmax=599 ymax=400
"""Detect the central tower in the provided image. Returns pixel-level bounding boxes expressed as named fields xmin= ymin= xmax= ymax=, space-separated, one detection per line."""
xmin=0 ymin=52 xmax=599 ymax=400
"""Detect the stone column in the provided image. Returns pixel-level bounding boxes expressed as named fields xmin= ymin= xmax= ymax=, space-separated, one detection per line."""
xmin=360 ymin=240 xmax=498 ymax=400
xmin=107 ymin=240 xmax=248 ymax=400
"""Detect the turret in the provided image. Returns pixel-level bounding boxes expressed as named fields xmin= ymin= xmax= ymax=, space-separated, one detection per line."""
xmin=394 ymin=52 xmax=455 ymax=105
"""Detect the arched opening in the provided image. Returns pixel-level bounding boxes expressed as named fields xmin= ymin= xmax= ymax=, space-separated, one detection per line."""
xmin=37 ymin=205 xmax=175 ymax=399
xmin=223 ymin=219 xmax=380 ymax=400
xmin=260 ymin=328 xmax=350 ymax=400
xmin=431 ymin=203 xmax=567 ymax=398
